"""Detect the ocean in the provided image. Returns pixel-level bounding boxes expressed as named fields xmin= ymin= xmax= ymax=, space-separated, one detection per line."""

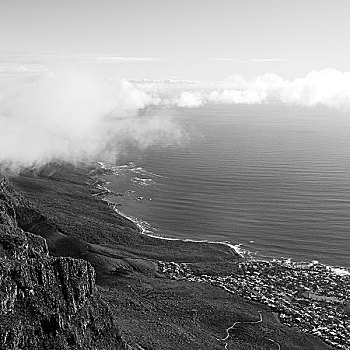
xmin=105 ymin=104 xmax=350 ymax=269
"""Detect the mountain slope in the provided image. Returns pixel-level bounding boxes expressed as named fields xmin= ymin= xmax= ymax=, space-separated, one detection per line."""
xmin=0 ymin=178 xmax=126 ymax=350
xmin=3 ymin=163 xmax=335 ymax=350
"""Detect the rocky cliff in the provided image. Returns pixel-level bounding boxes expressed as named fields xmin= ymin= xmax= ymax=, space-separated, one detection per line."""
xmin=0 ymin=178 xmax=126 ymax=350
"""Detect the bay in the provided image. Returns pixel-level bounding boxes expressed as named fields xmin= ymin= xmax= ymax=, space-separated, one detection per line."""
xmin=106 ymin=104 xmax=350 ymax=268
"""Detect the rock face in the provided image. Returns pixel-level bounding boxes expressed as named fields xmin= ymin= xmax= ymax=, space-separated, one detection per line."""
xmin=0 ymin=178 xmax=126 ymax=350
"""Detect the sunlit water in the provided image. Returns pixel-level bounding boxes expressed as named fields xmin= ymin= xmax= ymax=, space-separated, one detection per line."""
xmin=105 ymin=104 xmax=350 ymax=268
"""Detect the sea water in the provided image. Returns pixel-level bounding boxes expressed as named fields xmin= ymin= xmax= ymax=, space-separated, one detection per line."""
xmin=105 ymin=104 xmax=350 ymax=268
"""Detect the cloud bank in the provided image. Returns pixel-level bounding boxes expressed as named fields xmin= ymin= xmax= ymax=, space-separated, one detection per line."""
xmin=131 ymin=69 xmax=350 ymax=109
xmin=0 ymin=68 xmax=182 ymax=172
xmin=1 ymin=67 xmax=350 ymax=171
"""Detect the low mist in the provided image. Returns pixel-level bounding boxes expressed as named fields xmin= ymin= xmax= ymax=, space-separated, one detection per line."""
xmin=1 ymin=66 xmax=350 ymax=172
xmin=0 ymin=67 xmax=182 ymax=172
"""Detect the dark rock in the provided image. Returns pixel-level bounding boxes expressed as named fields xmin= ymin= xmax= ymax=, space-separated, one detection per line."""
xmin=0 ymin=177 xmax=126 ymax=350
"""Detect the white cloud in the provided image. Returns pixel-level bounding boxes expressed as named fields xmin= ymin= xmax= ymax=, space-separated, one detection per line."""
xmin=240 ymin=58 xmax=283 ymax=63
xmin=130 ymin=69 xmax=350 ymax=110
xmin=175 ymin=91 xmax=204 ymax=108
xmin=2 ymin=67 xmax=350 ymax=171
xmin=210 ymin=58 xmax=238 ymax=61
xmin=98 ymin=56 xmax=164 ymax=62
xmin=280 ymin=69 xmax=350 ymax=108
xmin=210 ymin=58 xmax=283 ymax=62
xmin=208 ymin=89 xmax=264 ymax=104
xmin=0 ymin=67 xmax=181 ymax=171
xmin=0 ymin=64 xmax=50 ymax=73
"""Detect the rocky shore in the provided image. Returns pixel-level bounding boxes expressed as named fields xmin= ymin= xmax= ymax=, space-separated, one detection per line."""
xmin=0 ymin=162 xmax=343 ymax=349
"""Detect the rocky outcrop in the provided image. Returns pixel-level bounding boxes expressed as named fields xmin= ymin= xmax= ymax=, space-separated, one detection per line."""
xmin=0 ymin=178 xmax=126 ymax=350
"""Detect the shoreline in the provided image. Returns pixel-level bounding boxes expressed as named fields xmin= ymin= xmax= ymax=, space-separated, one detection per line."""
xmin=107 ymin=201 xmax=246 ymax=258
xmin=92 ymin=161 xmax=350 ymax=276
xmin=111 ymin=202 xmax=350 ymax=277
xmin=105 ymin=178 xmax=350 ymax=349
xmin=8 ymin=161 xmax=349 ymax=349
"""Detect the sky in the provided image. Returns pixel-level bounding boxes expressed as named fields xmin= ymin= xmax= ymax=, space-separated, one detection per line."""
xmin=1 ymin=0 xmax=350 ymax=169
xmin=1 ymin=0 xmax=350 ymax=80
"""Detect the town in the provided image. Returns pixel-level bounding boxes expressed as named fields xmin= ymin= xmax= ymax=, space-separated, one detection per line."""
xmin=158 ymin=259 xmax=350 ymax=349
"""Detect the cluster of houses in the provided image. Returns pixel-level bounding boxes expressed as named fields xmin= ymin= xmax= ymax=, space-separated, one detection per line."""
xmin=158 ymin=259 xmax=350 ymax=349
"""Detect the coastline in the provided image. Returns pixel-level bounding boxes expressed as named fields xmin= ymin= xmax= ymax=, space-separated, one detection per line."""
xmin=107 ymin=200 xmax=350 ymax=276
xmin=109 ymin=203 xmax=246 ymax=258
xmin=92 ymin=161 xmax=350 ymax=349
xmin=8 ymin=161 xmax=347 ymax=349
xmin=93 ymin=160 xmax=350 ymax=275
xmin=107 ymin=197 xmax=350 ymax=280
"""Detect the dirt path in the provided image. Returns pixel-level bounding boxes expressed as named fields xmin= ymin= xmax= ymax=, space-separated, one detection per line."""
xmin=218 ymin=311 xmax=263 ymax=349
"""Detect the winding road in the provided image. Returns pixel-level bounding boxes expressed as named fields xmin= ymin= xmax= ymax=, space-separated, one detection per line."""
xmin=218 ymin=311 xmax=263 ymax=349
xmin=267 ymin=337 xmax=281 ymax=350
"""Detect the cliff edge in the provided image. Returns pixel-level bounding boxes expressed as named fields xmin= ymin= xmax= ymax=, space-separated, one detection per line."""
xmin=0 ymin=178 xmax=126 ymax=350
